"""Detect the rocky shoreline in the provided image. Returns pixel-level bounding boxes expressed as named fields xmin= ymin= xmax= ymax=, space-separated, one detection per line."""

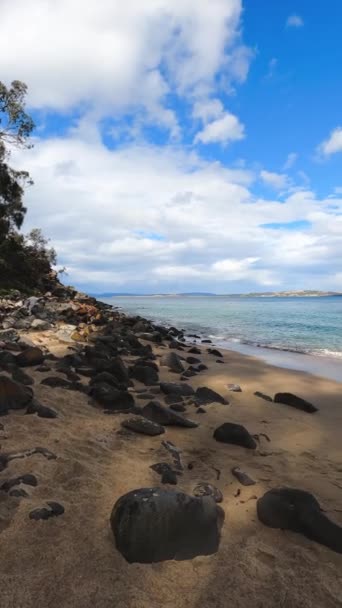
xmin=1 ymin=286 xmax=342 ymax=606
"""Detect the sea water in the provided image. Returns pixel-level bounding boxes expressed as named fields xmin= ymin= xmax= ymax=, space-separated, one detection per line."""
xmin=101 ymin=295 xmax=342 ymax=381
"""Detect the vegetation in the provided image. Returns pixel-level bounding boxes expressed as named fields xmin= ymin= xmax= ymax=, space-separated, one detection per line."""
xmin=0 ymin=80 xmax=57 ymax=294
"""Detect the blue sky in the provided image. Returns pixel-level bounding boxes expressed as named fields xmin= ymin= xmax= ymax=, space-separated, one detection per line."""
xmin=1 ymin=0 xmax=341 ymax=293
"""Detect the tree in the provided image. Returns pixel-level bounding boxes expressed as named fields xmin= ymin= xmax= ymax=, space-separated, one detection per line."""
xmin=0 ymin=80 xmax=34 ymax=237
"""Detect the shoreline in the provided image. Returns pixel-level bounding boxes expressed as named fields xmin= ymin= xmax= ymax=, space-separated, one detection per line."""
xmin=1 ymin=289 xmax=342 ymax=607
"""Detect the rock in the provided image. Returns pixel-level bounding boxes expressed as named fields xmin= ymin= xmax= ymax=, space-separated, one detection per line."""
xmin=227 ymin=384 xmax=242 ymax=392
xmin=110 ymin=487 xmax=224 ymax=563
xmin=196 ymin=407 xmax=206 ymax=414
xmin=201 ymin=339 xmax=212 ymax=344
xmin=186 ymin=356 xmax=201 ymax=364
xmin=1 ymin=474 xmax=38 ymax=492
xmin=9 ymin=488 xmax=28 ymax=498
xmin=55 ymin=325 xmax=78 ymax=343
xmin=135 ymin=393 xmax=155 ymax=400
xmin=29 ymin=501 xmax=65 ymax=521
xmin=40 ymin=376 xmax=73 ymax=388
xmin=121 ymin=416 xmax=165 ymax=436
xmin=160 ymin=352 xmax=185 ymax=373
xmin=160 ymin=382 xmax=194 ymax=397
xmin=195 ymin=387 xmax=228 ymax=405
xmin=36 ymin=365 xmax=51 ymax=372
xmin=164 ymin=394 xmax=184 ymax=406
xmin=75 ymin=366 xmax=95 ymax=377
xmin=208 ymin=348 xmax=223 ymax=358
xmin=89 ymin=383 xmax=135 ymax=411
xmin=274 ymin=393 xmax=318 ymax=413
xmin=16 ymin=347 xmax=44 ymax=367
xmin=213 ymin=423 xmax=257 ymax=449
xmin=150 ymin=463 xmax=178 ymax=485
xmin=0 ymin=376 xmax=33 ymax=414
xmin=11 ymin=367 xmax=34 ymax=385
xmin=89 ymin=371 xmax=121 ymax=388
xmin=170 ymin=403 xmax=187 ymax=412
xmin=193 ymin=483 xmax=223 ymax=503
xmin=231 ymin=467 xmax=256 ymax=486
xmin=26 ymin=401 xmax=58 ymax=419
xmin=130 ymin=364 xmax=159 ymax=386
xmin=188 ymin=347 xmax=201 ymax=354
xmin=181 ymin=370 xmax=197 ymax=378
xmin=197 ymin=364 xmax=208 ymax=371
xmin=257 ymin=488 xmax=342 ymax=555
xmin=254 ymin=391 xmax=273 ymax=402
xmin=0 ymin=350 xmax=18 ymax=367
xmin=142 ymin=401 xmax=198 ymax=428
xmin=0 ymin=329 xmax=19 ymax=343
xmin=110 ymin=356 xmax=130 ymax=385
xmin=30 ymin=319 xmax=51 ymax=331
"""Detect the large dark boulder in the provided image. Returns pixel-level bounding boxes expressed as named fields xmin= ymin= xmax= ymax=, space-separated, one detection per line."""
xmin=89 ymin=383 xmax=135 ymax=411
xmin=0 ymin=375 xmax=33 ymax=414
xmin=213 ymin=422 xmax=256 ymax=449
xmin=142 ymin=401 xmax=198 ymax=428
xmin=274 ymin=393 xmax=318 ymax=413
xmin=16 ymin=347 xmax=44 ymax=367
xmin=89 ymin=372 xmax=122 ymax=389
xmin=121 ymin=416 xmax=165 ymax=436
xmin=110 ymin=356 xmax=130 ymax=385
xmin=195 ymin=386 xmax=228 ymax=405
xmin=160 ymin=382 xmax=194 ymax=397
xmin=257 ymin=488 xmax=342 ymax=554
xmin=130 ymin=365 xmax=159 ymax=386
xmin=160 ymin=352 xmax=184 ymax=373
xmin=110 ymin=487 xmax=224 ymax=563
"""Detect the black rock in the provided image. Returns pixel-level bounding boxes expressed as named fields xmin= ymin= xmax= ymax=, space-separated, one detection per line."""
xmin=1 ymin=474 xmax=38 ymax=492
xmin=0 ymin=375 xmax=33 ymax=414
xmin=186 ymin=356 xmax=201 ymax=364
xmin=181 ymin=370 xmax=197 ymax=378
xmin=110 ymin=487 xmax=224 ymax=563
xmin=257 ymin=488 xmax=342 ymax=554
xmin=89 ymin=383 xmax=135 ymax=410
xmin=188 ymin=347 xmax=201 ymax=354
xmin=75 ymin=367 xmax=95 ymax=377
xmin=121 ymin=416 xmax=165 ymax=436
xmin=130 ymin=365 xmax=159 ymax=386
xmin=213 ymin=422 xmax=257 ymax=449
xmin=197 ymin=364 xmax=208 ymax=371
xmin=9 ymin=488 xmax=29 ymax=498
xmin=36 ymin=365 xmax=51 ymax=372
xmin=274 ymin=393 xmax=318 ymax=413
xmin=29 ymin=501 xmax=64 ymax=521
xmin=89 ymin=371 xmax=121 ymax=388
xmin=201 ymin=340 xmax=212 ymax=344
xmin=207 ymin=348 xmax=223 ymax=358
xmin=160 ymin=382 xmax=194 ymax=397
xmin=11 ymin=367 xmax=34 ymax=385
xmin=193 ymin=483 xmax=223 ymax=503
xmin=110 ymin=356 xmax=130 ymax=385
xmin=142 ymin=401 xmax=198 ymax=428
xmin=16 ymin=347 xmax=44 ymax=367
xmin=232 ymin=467 xmax=256 ymax=486
xmin=195 ymin=386 xmax=228 ymax=405
xmin=150 ymin=463 xmax=178 ymax=485
xmin=164 ymin=394 xmax=184 ymax=406
xmin=254 ymin=391 xmax=273 ymax=402
xmin=196 ymin=407 xmax=206 ymax=414
xmin=40 ymin=376 xmax=73 ymax=389
xmin=170 ymin=403 xmax=187 ymax=412
xmin=160 ymin=352 xmax=185 ymax=373
xmin=26 ymin=401 xmax=58 ymax=419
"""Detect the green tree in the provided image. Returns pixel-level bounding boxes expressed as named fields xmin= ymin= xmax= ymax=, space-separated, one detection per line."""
xmin=0 ymin=80 xmax=34 ymax=237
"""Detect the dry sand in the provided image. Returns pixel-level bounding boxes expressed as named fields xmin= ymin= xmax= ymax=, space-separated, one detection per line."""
xmin=1 ymin=333 xmax=341 ymax=608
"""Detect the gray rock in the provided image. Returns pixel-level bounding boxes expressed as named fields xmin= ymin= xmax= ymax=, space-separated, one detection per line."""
xmin=160 ymin=352 xmax=185 ymax=373
xmin=0 ymin=329 xmax=19 ymax=343
xmin=227 ymin=384 xmax=242 ymax=392
xmin=142 ymin=401 xmax=198 ymax=428
xmin=213 ymin=423 xmax=256 ymax=449
xmin=160 ymin=382 xmax=194 ymax=397
xmin=274 ymin=393 xmax=318 ymax=413
xmin=121 ymin=416 xmax=165 ymax=436
xmin=195 ymin=386 xmax=228 ymax=405
xmin=30 ymin=319 xmax=51 ymax=331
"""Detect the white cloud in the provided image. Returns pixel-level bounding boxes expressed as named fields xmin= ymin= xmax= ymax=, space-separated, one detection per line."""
xmin=286 ymin=14 xmax=304 ymax=28
xmin=194 ymin=112 xmax=245 ymax=145
xmin=317 ymin=127 xmax=342 ymax=157
xmin=11 ymin=132 xmax=342 ymax=292
xmin=260 ymin=170 xmax=290 ymax=190
xmin=0 ymin=0 xmax=250 ymax=135
xmin=283 ymin=152 xmax=298 ymax=170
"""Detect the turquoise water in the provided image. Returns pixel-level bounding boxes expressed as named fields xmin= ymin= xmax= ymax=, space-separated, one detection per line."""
xmin=102 ymin=295 xmax=342 ymax=360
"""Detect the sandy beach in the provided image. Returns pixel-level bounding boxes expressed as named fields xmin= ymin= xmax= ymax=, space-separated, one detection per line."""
xmin=1 ymin=329 xmax=342 ymax=608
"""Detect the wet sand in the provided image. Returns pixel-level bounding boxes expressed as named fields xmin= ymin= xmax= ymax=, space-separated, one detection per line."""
xmin=0 ymin=332 xmax=341 ymax=608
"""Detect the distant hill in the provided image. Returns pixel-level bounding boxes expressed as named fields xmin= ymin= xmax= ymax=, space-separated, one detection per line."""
xmin=92 ymin=290 xmax=342 ymax=298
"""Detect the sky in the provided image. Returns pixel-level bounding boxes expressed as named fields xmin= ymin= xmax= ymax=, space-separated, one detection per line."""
xmin=1 ymin=0 xmax=342 ymax=294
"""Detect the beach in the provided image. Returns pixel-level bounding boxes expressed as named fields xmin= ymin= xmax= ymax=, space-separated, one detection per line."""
xmin=1 ymin=315 xmax=342 ymax=608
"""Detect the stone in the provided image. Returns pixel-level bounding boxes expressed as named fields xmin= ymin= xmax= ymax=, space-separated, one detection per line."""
xmin=0 ymin=375 xmax=33 ymax=414
xmin=142 ymin=401 xmax=198 ymax=428
xmin=254 ymin=391 xmax=273 ymax=402
xmin=110 ymin=487 xmax=224 ymax=563
xmin=89 ymin=372 xmax=121 ymax=388
xmin=213 ymin=423 xmax=257 ymax=449
xmin=170 ymin=403 xmax=187 ymax=412
xmin=231 ymin=467 xmax=256 ymax=486
xmin=41 ymin=376 xmax=72 ymax=388
xmin=35 ymin=365 xmax=51 ymax=373
xmin=90 ymin=383 xmax=135 ymax=410
xmin=195 ymin=386 xmax=228 ymax=405
xmin=274 ymin=393 xmax=318 ymax=413
xmin=164 ymin=394 xmax=184 ymax=406
xmin=121 ymin=416 xmax=165 ymax=436
xmin=181 ymin=370 xmax=196 ymax=378
xmin=30 ymin=319 xmax=51 ymax=331
xmin=193 ymin=483 xmax=223 ymax=503
xmin=257 ymin=488 xmax=342 ymax=555
xmin=188 ymin=347 xmax=201 ymax=354
xmin=0 ymin=329 xmax=19 ymax=343
xmin=186 ymin=356 xmax=201 ymax=364
xmin=150 ymin=463 xmax=178 ymax=485
xmin=55 ymin=325 xmax=78 ymax=343
xmin=16 ymin=347 xmax=44 ymax=367
xmin=227 ymin=384 xmax=242 ymax=392
xmin=160 ymin=352 xmax=185 ymax=373
xmin=130 ymin=364 xmax=159 ymax=386
xmin=29 ymin=501 xmax=65 ymax=521
xmin=201 ymin=339 xmax=212 ymax=343
xmin=207 ymin=348 xmax=223 ymax=358
xmin=11 ymin=367 xmax=34 ymax=386
xmin=160 ymin=382 xmax=194 ymax=397
xmin=0 ymin=350 xmax=17 ymax=367
xmin=197 ymin=364 xmax=208 ymax=371
xmin=110 ymin=356 xmax=130 ymax=385
xmin=9 ymin=488 xmax=28 ymax=498
xmin=1 ymin=474 xmax=38 ymax=492
xmin=26 ymin=401 xmax=58 ymax=419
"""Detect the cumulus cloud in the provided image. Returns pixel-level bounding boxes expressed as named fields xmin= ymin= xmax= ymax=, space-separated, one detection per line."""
xmin=0 ymin=0 xmax=250 ymax=136
xmin=11 ymin=133 xmax=342 ymax=292
xmin=260 ymin=170 xmax=290 ymax=190
xmin=194 ymin=112 xmax=245 ymax=145
xmin=286 ymin=14 xmax=304 ymax=28
xmin=317 ymin=127 xmax=342 ymax=157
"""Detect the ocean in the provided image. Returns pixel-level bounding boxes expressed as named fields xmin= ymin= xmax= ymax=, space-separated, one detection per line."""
xmin=101 ymin=295 xmax=342 ymax=382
